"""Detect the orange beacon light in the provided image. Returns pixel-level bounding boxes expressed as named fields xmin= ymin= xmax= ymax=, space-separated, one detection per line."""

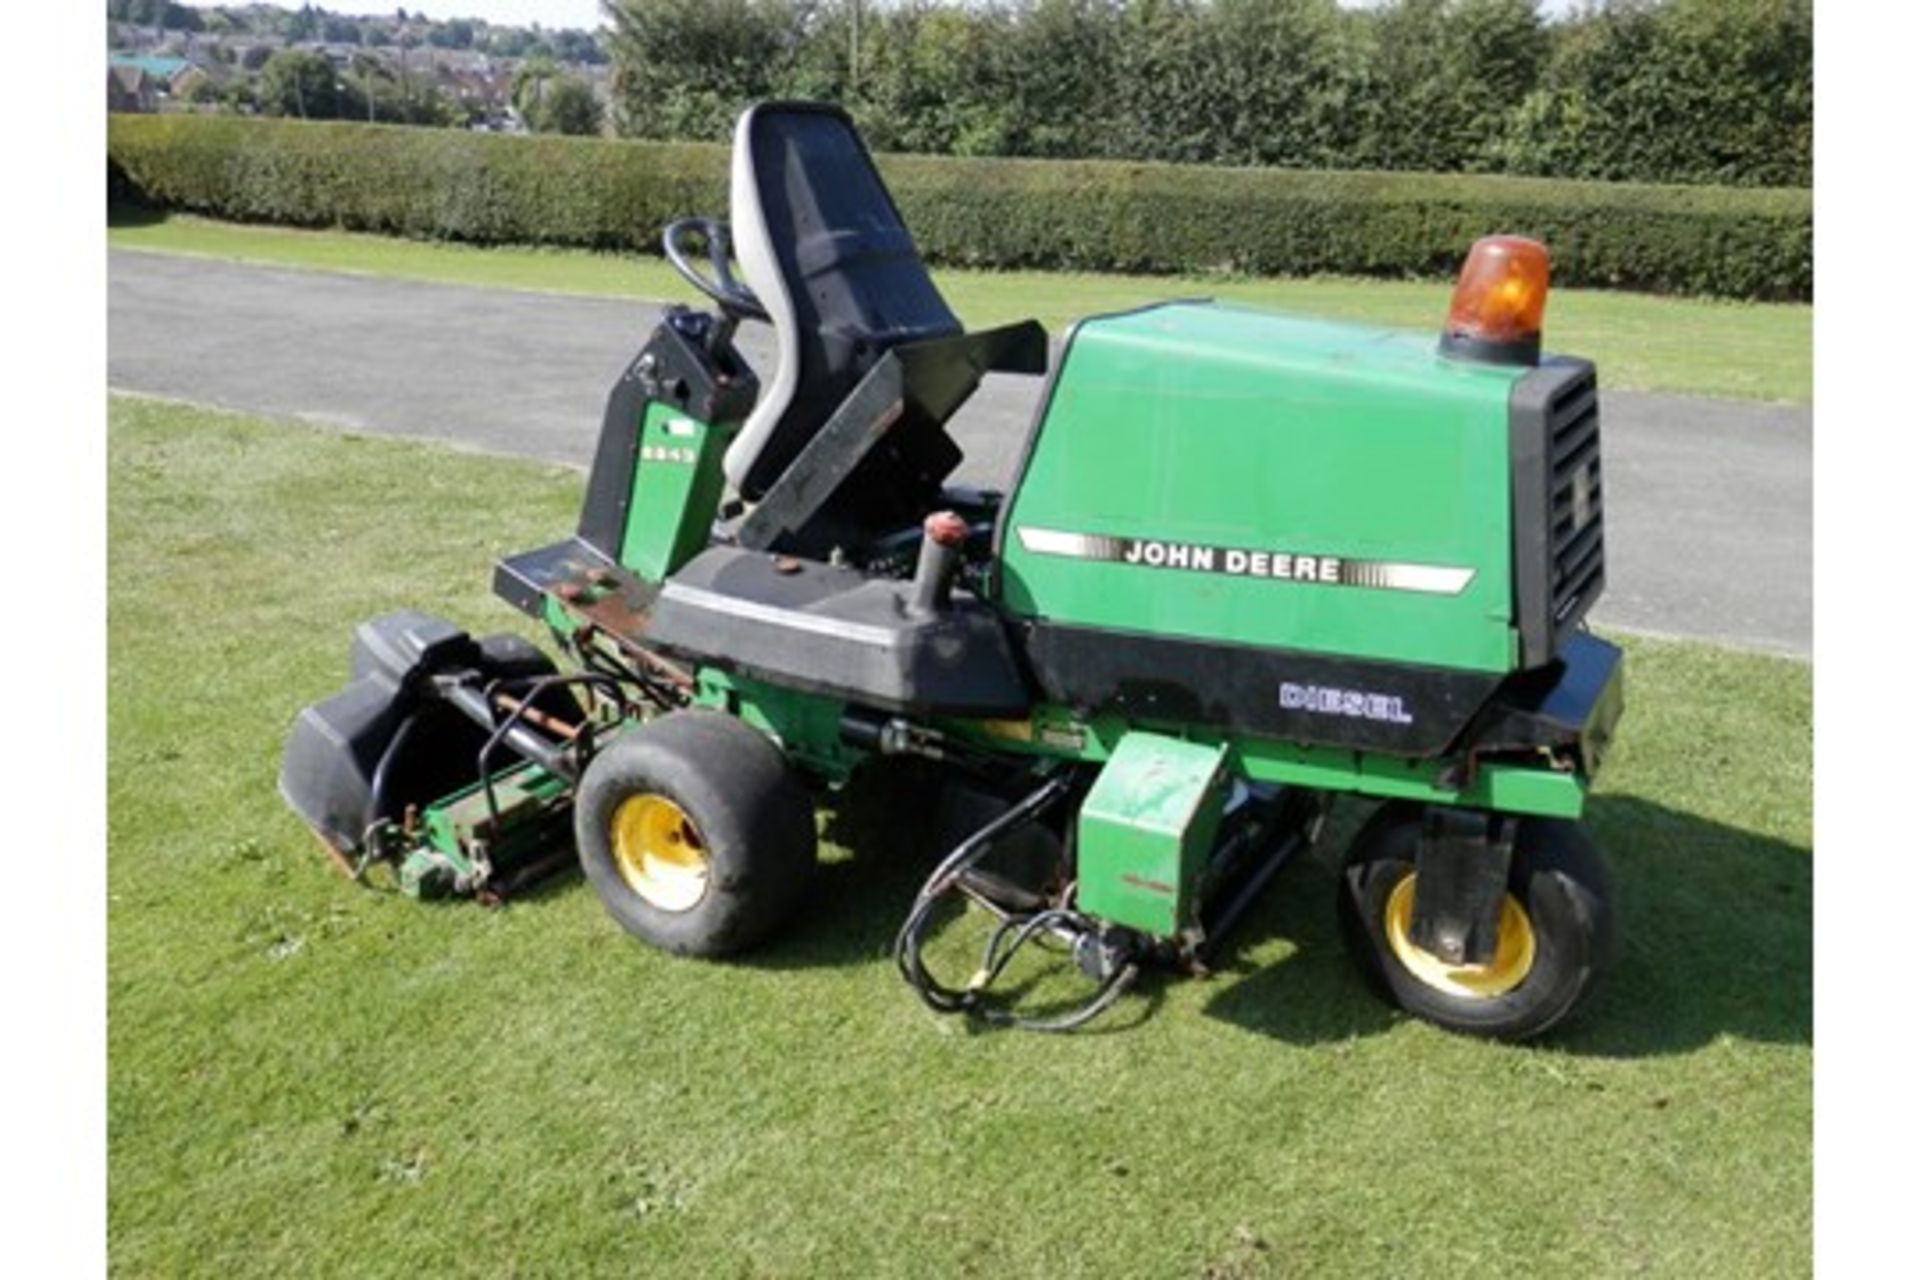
xmin=1439 ymin=235 xmax=1550 ymax=366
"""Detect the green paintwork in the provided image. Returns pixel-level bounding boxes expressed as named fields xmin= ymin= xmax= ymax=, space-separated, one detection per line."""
xmin=948 ymin=706 xmax=1586 ymax=820
xmin=998 ymin=302 xmax=1531 ymax=672
xmin=592 ymin=302 xmax=1587 ymax=824
xmin=1077 ymin=733 xmax=1230 ymax=938
xmin=618 ymin=402 xmax=732 ymax=583
xmin=403 ymin=762 xmax=572 ymax=898
xmin=692 ymin=667 xmax=859 ymax=781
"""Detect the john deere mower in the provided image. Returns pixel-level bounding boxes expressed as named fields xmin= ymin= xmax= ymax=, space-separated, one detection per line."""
xmin=282 ymin=102 xmax=1622 ymax=1040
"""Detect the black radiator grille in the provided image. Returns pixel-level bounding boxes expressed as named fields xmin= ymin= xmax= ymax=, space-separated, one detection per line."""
xmin=1545 ymin=374 xmax=1604 ymax=626
xmin=1509 ymin=357 xmax=1605 ymax=668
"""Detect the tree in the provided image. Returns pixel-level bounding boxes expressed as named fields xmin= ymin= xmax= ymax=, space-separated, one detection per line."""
xmin=284 ymin=4 xmax=320 ymax=42
xmin=1358 ymin=0 xmax=1546 ymax=173
xmin=836 ymin=2 xmax=1016 ymax=156
xmin=258 ymin=48 xmax=345 ymax=119
xmin=605 ymin=0 xmax=800 ymax=140
xmin=428 ymin=18 xmax=476 ymax=49
xmin=159 ymin=0 xmax=202 ymax=31
xmin=513 ymin=58 xmax=604 ymax=135
xmin=997 ymin=0 xmax=1124 ymax=159
xmin=1502 ymin=0 xmax=1810 ymax=186
xmin=510 ymin=56 xmax=557 ymax=120
xmin=551 ymin=29 xmax=608 ymax=64
xmin=1106 ymin=0 xmax=1368 ymax=168
xmin=540 ymin=77 xmax=605 ymax=135
xmin=584 ymin=0 xmax=1804 ymax=185
xmin=218 ymin=80 xmax=258 ymax=114
xmin=347 ymin=51 xmax=390 ymax=122
xmin=488 ymin=26 xmax=534 ymax=57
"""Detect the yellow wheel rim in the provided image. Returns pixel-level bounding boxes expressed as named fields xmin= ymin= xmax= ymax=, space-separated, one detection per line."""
xmin=610 ymin=794 xmax=709 ymax=913
xmin=1383 ymin=872 xmax=1536 ymax=999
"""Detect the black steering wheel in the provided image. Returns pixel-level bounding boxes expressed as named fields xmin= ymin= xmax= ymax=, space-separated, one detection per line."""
xmin=663 ymin=218 xmax=769 ymax=323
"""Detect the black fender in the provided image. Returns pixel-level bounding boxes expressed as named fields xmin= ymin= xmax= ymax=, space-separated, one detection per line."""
xmin=279 ymin=612 xmax=563 ymax=853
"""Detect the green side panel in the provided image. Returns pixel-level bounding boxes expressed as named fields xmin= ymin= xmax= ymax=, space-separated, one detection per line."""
xmin=999 ymin=302 xmax=1529 ymax=672
xmin=947 ymin=708 xmax=1586 ymax=820
xmin=692 ymin=668 xmax=859 ymax=782
xmin=406 ymin=762 xmax=573 ymax=898
xmin=1077 ymin=732 xmax=1230 ymax=938
xmin=619 ymin=401 xmax=731 ymax=582
xmin=420 ymin=762 xmax=570 ymax=852
xmin=1233 ymin=739 xmax=1585 ymax=819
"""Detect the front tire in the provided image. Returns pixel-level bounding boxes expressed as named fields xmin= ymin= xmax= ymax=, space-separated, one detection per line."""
xmin=1336 ymin=802 xmax=1613 ymax=1041
xmin=575 ymin=710 xmax=816 ymax=957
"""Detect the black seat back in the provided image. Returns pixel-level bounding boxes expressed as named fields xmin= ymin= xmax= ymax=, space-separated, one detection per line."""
xmin=724 ymin=102 xmax=962 ymax=499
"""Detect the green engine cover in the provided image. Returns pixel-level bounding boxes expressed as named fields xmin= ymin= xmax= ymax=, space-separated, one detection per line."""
xmin=1076 ymin=731 xmax=1230 ymax=939
xmin=998 ymin=302 xmax=1533 ymax=673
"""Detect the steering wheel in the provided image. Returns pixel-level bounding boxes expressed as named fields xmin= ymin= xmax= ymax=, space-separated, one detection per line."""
xmin=663 ymin=218 xmax=769 ymax=323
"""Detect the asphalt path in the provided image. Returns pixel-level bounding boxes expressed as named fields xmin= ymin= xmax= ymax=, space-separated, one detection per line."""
xmin=109 ymin=251 xmax=1811 ymax=656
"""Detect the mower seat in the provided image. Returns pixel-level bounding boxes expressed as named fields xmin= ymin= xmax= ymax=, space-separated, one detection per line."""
xmin=724 ymin=102 xmax=964 ymax=501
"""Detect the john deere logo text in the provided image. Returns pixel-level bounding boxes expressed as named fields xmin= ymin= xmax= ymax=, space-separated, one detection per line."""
xmin=1122 ymin=539 xmax=1342 ymax=584
xmin=1016 ymin=528 xmax=1475 ymax=596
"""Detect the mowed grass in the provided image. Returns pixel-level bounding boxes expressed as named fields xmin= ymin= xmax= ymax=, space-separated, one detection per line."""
xmin=108 ymin=213 xmax=1811 ymax=405
xmin=108 ymin=395 xmax=1811 ymax=1277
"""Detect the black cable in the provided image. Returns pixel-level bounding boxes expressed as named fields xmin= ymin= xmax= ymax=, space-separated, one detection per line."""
xmin=894 ymin=774 xmax=1070 ymax=1014
xmin=473 ymin=671 xmax=635 ymax=836
xmin=366 ymin=711 xmax=421 ymax=825
xmin=892 ymin=773 xmax=1142 ymax=1033
xmin=985 ymin=962 xmax=1139 ymax=1035
xmin=967 ymin=905 xmax=1140 ymax=1033
xmin=565 ymin=629 xmax=686 ymax=713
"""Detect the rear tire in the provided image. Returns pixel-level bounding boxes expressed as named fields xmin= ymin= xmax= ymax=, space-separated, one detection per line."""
xmin=1336 ymin=801 xmax=1613 ymax=1041
xmin=576 ymin=710 xmax=816 ymax=956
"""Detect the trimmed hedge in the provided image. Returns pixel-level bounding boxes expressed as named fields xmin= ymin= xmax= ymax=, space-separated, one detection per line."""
xmin=108 ymin=115 xmax=1811 ymax=301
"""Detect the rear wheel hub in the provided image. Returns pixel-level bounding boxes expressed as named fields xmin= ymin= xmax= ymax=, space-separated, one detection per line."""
xmin=610 ymin=793 xmax=710 ymax=913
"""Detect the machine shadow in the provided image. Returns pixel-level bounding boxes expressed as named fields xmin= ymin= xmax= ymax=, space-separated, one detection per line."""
xmin=750 ymin=764 xmax=1173 ymax=1030
xmin=485 ymin=763 xmax=972 ymax=965
xmin=749 ymin=761 xmax=968 ymax=972
xmin=1202 ymin=794 xmax=1811 ymax=1058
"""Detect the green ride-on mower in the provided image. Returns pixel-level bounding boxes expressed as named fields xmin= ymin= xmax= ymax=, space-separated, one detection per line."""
xmin=281 ymin=102 xmax=1623 ymax=1040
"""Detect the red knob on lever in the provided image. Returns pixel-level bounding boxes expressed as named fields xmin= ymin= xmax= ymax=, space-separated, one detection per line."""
xmin=924 ymin=510 xmax=970 ymax=550
xmin=910 ymin=511 xmax=969 ymax=614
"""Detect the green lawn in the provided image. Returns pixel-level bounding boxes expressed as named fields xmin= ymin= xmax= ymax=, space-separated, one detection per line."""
xmin=108 ymin=395 xmax=1811 ymax=1277
xmin=108 ymin=213 xmax=1811 ymax=405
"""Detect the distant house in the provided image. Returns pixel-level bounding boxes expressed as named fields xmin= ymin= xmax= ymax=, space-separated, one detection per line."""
xmin=107 ymin=64 xmax=157 ymax=114
xmin=233 ymin=41 xmax=281 ymax=72
xmin=175 ymin=55 xmax=234 ymax=98
xmin=108 ymin=53 xmax=227 ymax=112
xmin=109 ymin=53 xmax=193 ymax=84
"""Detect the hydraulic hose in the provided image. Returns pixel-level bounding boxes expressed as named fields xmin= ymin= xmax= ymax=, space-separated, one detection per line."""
xmin=893 ymin=773 xmax=1140 ymax=1033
